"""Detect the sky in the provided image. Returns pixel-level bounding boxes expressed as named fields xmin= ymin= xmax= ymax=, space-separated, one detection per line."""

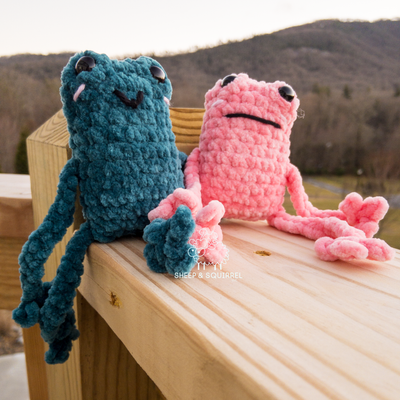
xmin=1 ymin=0 xmax=399 ymax=58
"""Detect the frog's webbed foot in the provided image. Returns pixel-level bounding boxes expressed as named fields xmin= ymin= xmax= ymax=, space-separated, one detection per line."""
xmin=13 ymin=281 xmax=53 ymax=329
xmin=269 ymin=211 xmax=394 ymax=263
xmin=13 ymin=230 xmax=70 ymax=328
xmin=144 ymin=205 xmax=198 ymax=275
xmin=143 ymin=218 xmax=171 ymax=273
xmin=13 ymin=301 xmax=41 ymax=328
xmin=315 ymin=236 xmax=394 ymax=262
xmin=339 ymin=193 xmax=389 ymax=238
xmin=43 ymin=309 xmax=80 ymax=364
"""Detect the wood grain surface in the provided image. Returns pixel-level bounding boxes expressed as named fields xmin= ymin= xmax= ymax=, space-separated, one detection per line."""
xmin=79 ymin=220 xmax=400 ymax=400
xmin=22 ymin=325 xmax=49 ymax=400
xmin=78 ymin=292 xmax=166 ymax=400
xmin=16 ymin=107 xmax=400 ymax=399
xmin=0 ymin=237 xmax=24 ymax=310
xmin=0 ymin=174 xmax=34 ymax=238
xmin=166 ymin=107 xmax=203 ymax=155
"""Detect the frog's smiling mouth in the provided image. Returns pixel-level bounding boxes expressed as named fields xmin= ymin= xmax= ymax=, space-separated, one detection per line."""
xmin=73 ymin=85 xmax=145 ymax=110
xmin=114 ymin=89 xmax=144 ymax=109
xmin=225 ymin=113 xmax=281 ymax=129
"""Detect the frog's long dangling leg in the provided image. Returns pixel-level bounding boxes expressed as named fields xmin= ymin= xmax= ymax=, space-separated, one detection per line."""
xmin=268 ymin=211 xmax=394 ymax=262
xmin=13 ymin=158 xmax=78 ymax=328
xmin=286 ymin=164 xmax=389 ymax=238
xmin=40 ymin=221 xmax=94 ymax=364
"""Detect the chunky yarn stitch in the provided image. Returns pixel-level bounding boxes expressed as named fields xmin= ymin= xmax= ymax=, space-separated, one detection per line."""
xmin=149 ymin=73 xmax=394 ymax=263
xmin=13 ymin=51 xmax=197 ymax=364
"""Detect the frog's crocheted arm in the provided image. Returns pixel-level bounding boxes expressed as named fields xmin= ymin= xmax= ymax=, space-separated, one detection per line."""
xmin=13 ymin=157 xmax=78 ymax=328
xmin=148 ymin=148 xmax=203 ymax=221
xmin=286 ymin=163 xmax=346 ymax=219
xmin=286 ymin=163 xmax=390 ymax=238
xmin=146 ymin=147 xmax=227 ymax=265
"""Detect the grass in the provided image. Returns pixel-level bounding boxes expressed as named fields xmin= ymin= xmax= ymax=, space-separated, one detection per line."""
xmin=283 ymin=181 xmax=342 ymax=215
xmin=375 ymin=208 xmax=400 ymax=248
xmin=283 ymin=178 xmax=400 ymax=250
xmin=315 ymin=175 xmax=400 ymax=196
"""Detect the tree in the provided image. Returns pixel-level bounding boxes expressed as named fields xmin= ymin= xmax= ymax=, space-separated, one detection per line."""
xmin=343 ymin=84 xmax=352 ymax=99
xmin=14 ymin=127 xmax=30 ymax=174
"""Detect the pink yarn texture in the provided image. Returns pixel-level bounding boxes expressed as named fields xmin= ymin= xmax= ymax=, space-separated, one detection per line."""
xmin=150 ymin=74 xmax=394 ymax=263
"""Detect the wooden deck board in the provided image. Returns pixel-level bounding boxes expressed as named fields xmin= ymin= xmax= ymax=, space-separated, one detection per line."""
xmin=79 ymin=220 xmax=400 ymax=400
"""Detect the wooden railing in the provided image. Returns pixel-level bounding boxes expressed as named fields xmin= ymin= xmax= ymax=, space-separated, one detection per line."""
xmin=0 ymin=174 xmax=48 ymax=400
xmin=1 ymin=109 xmax=400 ymax=400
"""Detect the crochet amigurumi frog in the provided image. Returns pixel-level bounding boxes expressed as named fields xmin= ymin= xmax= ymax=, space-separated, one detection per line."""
xmin=149 ymin=73 xmax=394 ymax=263
xmin=13 ymin=51 xmax=198 ymax=364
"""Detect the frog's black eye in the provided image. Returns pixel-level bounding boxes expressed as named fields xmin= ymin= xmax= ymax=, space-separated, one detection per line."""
xmin=278 ymin=86 xmax=295 ymax=102
xmin=150 ymin=66 xmax=166 ymax=83
xmin=75 ymin=56 xmax=96 ymax=75
xmin=221 ymin=74 xmax=237 ymax=87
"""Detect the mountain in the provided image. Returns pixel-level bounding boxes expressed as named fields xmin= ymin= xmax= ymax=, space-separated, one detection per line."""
xmin=1 ymin=19 xmax=400 ymax=173
xmin=1 ymin=19 xmax=398 ymax=106
xmin=0 ymin=53 xmax=74 ymax=81
xmin=154 ymin=19 xmax=400 ymax=106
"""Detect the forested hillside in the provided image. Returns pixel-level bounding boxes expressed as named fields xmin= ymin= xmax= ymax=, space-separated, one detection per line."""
xmin=156 ymin=19 xmax=400 ymax=106
xmin=0 ymin=19 xmax=399 ymax=183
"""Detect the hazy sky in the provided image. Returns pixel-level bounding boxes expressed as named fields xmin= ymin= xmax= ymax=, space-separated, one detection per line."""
xmin=1 ymin=0 xmax=399 ymax=58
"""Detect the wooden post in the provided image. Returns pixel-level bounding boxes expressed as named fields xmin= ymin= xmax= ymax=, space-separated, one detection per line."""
xmin=22 ymin=325 xmax=50 ymax=400
xmin=0 ymin=174 xmax=34 ymax=309
xmin=169 ymin=107 xmax=204 ymax=155
xmin=0 ymin=174 xmax=49 ymax=400
xmin=78 ymin=292 xmax=166 ymax=400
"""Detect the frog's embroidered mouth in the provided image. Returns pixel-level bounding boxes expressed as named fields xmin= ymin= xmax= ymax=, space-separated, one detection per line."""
xmin=225 ymin=113 xmax=281 ymax=129
xmin=113 ymin=89 xmax=144 ymax=109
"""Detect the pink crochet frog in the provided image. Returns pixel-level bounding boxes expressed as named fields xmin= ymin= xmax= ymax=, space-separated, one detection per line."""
xmin=149 ymin=74 xmax=394 ymax=263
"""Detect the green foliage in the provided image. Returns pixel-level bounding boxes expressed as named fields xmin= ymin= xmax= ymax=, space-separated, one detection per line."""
xmin=0 ymin=69 xmax=62 ymax=172
xmin=1 ymin=19 xmax=400 ymax=177
xmin=312 ymin=83 xmax=331 ymax=96
xmin=156 ymin=19 xmax=400 ymax=107
xmin=290 ymin=90 xmax=400 ymax=179
xmin=15 ymin=127 xmax=30 ymax=174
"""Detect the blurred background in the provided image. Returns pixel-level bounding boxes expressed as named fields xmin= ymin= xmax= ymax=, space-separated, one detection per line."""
xmin=1 ymin=0 xmax=400 ymax=362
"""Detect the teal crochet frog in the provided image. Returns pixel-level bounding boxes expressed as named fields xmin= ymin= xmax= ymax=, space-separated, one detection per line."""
xmin=13 ymin=51 xmax=197 ymax=364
